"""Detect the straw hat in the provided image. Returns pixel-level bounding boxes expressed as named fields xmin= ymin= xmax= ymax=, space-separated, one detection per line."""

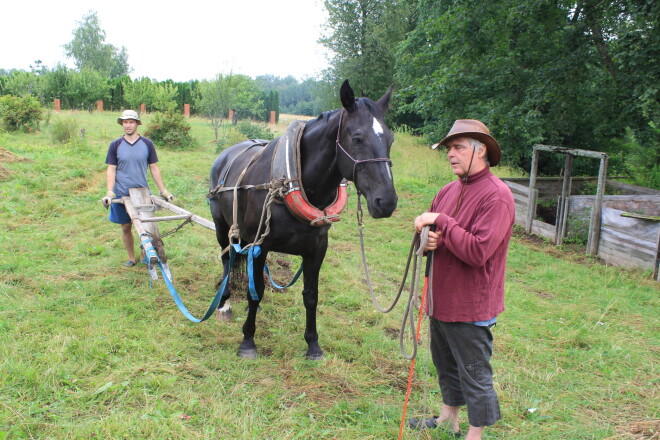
xmin=117 ymin=110 xmax=142 ymax=125
xmin=432 ymin=119 xmax=501 ymax=166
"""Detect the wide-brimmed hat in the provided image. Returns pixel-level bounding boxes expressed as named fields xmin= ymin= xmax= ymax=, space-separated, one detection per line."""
xmin=431 ymin=119 xmax=501 ymax=166
xmin=117 ymin=110 xmax=141 ymax=125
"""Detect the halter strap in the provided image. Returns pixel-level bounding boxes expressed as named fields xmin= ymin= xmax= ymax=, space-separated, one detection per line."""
xmin=335 ymin=109 xmax=392 ymax=184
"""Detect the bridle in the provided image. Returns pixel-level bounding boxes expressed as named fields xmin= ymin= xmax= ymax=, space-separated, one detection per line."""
xmin=335 ymin=109 xmax=393 ymax=185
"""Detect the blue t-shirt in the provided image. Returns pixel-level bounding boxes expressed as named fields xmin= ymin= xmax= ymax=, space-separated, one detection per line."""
xmin=105 ymin=136 xmax=158 ymax=197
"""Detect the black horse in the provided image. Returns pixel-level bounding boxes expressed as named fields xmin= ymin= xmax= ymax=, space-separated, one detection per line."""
xmin=208 ymin=80 xmax=397 ymax=359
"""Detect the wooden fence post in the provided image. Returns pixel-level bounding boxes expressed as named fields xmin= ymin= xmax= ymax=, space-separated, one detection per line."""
xmin=96 ymin=100 xmax=103 ymax=112
xmin=184 ymin=104 xmax=190 ymax=117
xmin=269 ymin=111 xmax=276 ymax=124
xmin=140 ymin=103 xmax=146 ymax=114
xmin=54 ymin=99 xmax=61 ymax=111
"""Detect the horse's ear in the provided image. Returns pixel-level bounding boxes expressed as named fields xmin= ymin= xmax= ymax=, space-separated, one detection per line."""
xmin=340 ymin=80 xmax=356 ymax=112
xmin=377 ymin=86 xmax=393 ymax=113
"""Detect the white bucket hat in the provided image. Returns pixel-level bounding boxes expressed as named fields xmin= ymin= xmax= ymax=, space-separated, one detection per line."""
xmin=117 ymin=110 xmax=142 ymax=125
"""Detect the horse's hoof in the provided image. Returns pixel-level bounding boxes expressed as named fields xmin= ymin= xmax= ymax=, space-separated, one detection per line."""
xmin=305 ymin=350 xmax=324 ymax=361
xmin=238 ymin=348 xmax=257 ymax=359
xmin=216 ymin=307 xmax=233 ymax=321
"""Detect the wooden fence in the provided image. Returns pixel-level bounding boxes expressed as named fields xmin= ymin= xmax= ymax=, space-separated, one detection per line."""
xmin=503 ymin=178 xmax=660 ymax=280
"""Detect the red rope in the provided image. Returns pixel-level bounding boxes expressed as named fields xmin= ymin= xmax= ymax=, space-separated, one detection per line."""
xmin=398 ymin=276 xmax=428 ymax=440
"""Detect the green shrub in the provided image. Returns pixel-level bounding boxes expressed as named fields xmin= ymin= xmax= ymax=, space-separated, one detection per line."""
xmin=143 ymin=112 xmax=196 ymax=150
xmin=50 ymin=118 xmax=79 ymax=144
xmin=0 ymin=95 xmax=44 ymax=132
xmin=235 ymin=121 xmax=273 ymax=141
xmin=215 ymin=124 xmax=250 ymax=153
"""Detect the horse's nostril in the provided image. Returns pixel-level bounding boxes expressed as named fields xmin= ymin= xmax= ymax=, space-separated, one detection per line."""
xmin=372 ymin=196 xmax=398 ymax=217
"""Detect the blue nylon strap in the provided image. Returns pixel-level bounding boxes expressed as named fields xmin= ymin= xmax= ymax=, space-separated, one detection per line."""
xmin=158 ymin=247 xmax=236 ymax=323
xmin=140 ymin=233 xmax=158 ymax=261
xmin=231 ymin=244 xmax=261 ymax=301
xmin=142 ymin=234 xmax=304 ymax=323
xmin=264 ymin=263 xmax=304 ymax=289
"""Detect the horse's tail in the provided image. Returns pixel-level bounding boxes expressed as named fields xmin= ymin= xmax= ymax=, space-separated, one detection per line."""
xmin=214 ymin=252 xmax=248 ymax=292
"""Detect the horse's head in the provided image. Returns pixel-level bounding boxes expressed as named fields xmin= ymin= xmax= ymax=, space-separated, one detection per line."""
xmin=336 ymin=80 xmax=398 ymax=218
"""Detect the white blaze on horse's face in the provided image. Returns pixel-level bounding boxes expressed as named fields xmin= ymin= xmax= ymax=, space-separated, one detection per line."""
xmin=372 ymin=117 xmax=384 ymax=136
xmin=371 ymin=117 xmax=393 ymax=181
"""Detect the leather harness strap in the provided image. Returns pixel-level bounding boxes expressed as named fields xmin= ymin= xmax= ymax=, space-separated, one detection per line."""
xmin=208 ymin=120 xmax=349 ymax=228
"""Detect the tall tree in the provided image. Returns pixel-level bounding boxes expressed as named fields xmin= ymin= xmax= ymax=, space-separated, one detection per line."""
xmin=394 ymin=0 xmax=659 ymax=185
xmin=195 ymin=74 xmax=264 ymax=139
xmin=123 ymin=77 xmax=177 ymax=113
xmin=64 ymin=10 xmax=131 ymax=78
xmin=321 ymin=0 xmax=414 ymax=99
xmin=67 ymin=68 xmax=110 ymax=112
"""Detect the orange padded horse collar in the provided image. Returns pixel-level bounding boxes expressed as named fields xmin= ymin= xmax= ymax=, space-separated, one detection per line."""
xmin=272 ymin=121 xmax=348 ymax=226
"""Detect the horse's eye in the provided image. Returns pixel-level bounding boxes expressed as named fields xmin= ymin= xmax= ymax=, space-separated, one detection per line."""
xmin=352 ymin=137 xmax=363 ymax=145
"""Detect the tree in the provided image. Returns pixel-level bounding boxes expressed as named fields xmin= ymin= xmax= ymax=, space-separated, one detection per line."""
xmin=123 ymin=77 xmax=177 ymax=113
xmin=67 ymin=68 xmax=110 ymax=112
xmin=195 ymin=75 xmax=232 ymax=140
xmin=3 ymin=71 xmax=42 ymax=98
xmin=393 ymin=0 xmax=659 ymax=186
xmin=229 ymin=75 xmax=265 ymax=121
xmin=263 ymin=89 xmax=279 ymax=122
xmin=42 ymin=64 xmax=72 ymax=107
xmin=320 ymin=0 xmax=413 ymax=99
xmin=195 ymin=74 xmax=264 ymax=140
xmin=64 ymin=10 xmax=131 ymax=78
xmin=255 ymin=75 xmax=329 ymax=116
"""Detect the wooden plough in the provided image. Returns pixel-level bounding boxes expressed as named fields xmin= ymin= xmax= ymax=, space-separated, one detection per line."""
xmin=112 ymin=187 xmax=303 ymax=322
xmin=114 ymin=187 xmax=215 ymax=281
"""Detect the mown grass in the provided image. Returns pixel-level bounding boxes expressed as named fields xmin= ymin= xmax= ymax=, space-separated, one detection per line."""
xmin=0 ymin=111 xmax=658 ymax=439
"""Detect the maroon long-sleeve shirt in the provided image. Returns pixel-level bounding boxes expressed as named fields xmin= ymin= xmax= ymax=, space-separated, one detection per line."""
xmin=428 ymin=167 xmax=515 ymax=322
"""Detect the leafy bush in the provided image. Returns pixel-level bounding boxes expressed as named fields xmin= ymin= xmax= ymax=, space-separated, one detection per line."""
xmin=235 ymin=121 xmax=273 ymax=141
xmin=0 ymin=95 xmax=44 ymax=132
xmin=216 ymin=124 xmax=250 ymax=153
xmin=50 ymin=118 xmax=79 ymax=144
xmin=143 ymin=112 xmax=196 ymax=150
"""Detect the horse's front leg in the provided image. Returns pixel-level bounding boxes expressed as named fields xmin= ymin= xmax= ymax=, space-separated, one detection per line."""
xmin=238 ymin=251 xmax=266 ymax=359
xmin=301 ymin=243 xmax=327 ymax=360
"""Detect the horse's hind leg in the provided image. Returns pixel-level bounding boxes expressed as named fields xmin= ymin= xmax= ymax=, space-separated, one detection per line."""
xmin=210 ymin=200 xmax=233 ymax=321
xmin=301 ymin=245 xmax=327 ymax=360
xmin=216 ymin=256 xmax=233 ymax=321
xmin=238 ymin=252 xmax=266 ymax=359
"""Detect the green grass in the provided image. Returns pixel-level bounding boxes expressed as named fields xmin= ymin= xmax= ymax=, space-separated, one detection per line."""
xmin=0 ymin=111 xmax=658 ymax=439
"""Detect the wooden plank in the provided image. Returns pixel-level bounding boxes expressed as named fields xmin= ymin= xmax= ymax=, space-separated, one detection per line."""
xmin=513 ymin=192 xmax=529 ymax=206
xmin=621 ymin=212 xmax=660 ymax=221
xmin=598 ymin=240 xmax=653 ymax=268
xmin=600 ymin=227 xmax=655 ymax=252
xmin=150 ymin=196 xmax=216 ymax=231
xmin=606 ymin=180 xmax=660 ymax=196
xmin=122 ymin=196 xmax=159 ymax=265
xmin=600 ymin=236 xmax=655 ymax=263
xmin=531 ymin=220 xmax=555 ymax=241
xmin=503 ymin=180 xmax=530 ymax=195
xmin=141 ymin=215 xmax=191 ymax=223
xmin=654 ymin=229 xmax=660 ymax=281
xmin=128 ymin=188 xmax=167 ymax=263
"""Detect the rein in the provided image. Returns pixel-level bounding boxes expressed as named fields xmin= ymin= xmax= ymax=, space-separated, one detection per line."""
xmin=357 ymin=194 xmax=432 ymax=360
xmin=335 ymin=109 xmax=393 ymax=183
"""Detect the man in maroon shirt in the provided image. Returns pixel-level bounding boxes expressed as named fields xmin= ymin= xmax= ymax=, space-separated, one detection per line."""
xmin=410 ymin=120 xmax=515 ymax=439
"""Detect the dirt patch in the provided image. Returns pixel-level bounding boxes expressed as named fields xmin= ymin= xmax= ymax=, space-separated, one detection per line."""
xmin=0 ymin=164 xmax=10 ymax=181
xmin=0 ymin=147 xmax=31 ymax=181
xmin=608 ymin=419 xmax=660 ymax=439
xmin=0 ymin=147 xmax=31 ymax=163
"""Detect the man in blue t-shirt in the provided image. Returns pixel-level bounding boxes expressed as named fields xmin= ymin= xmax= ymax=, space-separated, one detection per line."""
xmin=101 ymin=110 xmax=174 ymax=267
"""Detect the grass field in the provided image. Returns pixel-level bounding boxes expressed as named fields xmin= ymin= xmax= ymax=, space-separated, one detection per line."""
xmin=0 ymin=110 xmax=658 ymax=439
